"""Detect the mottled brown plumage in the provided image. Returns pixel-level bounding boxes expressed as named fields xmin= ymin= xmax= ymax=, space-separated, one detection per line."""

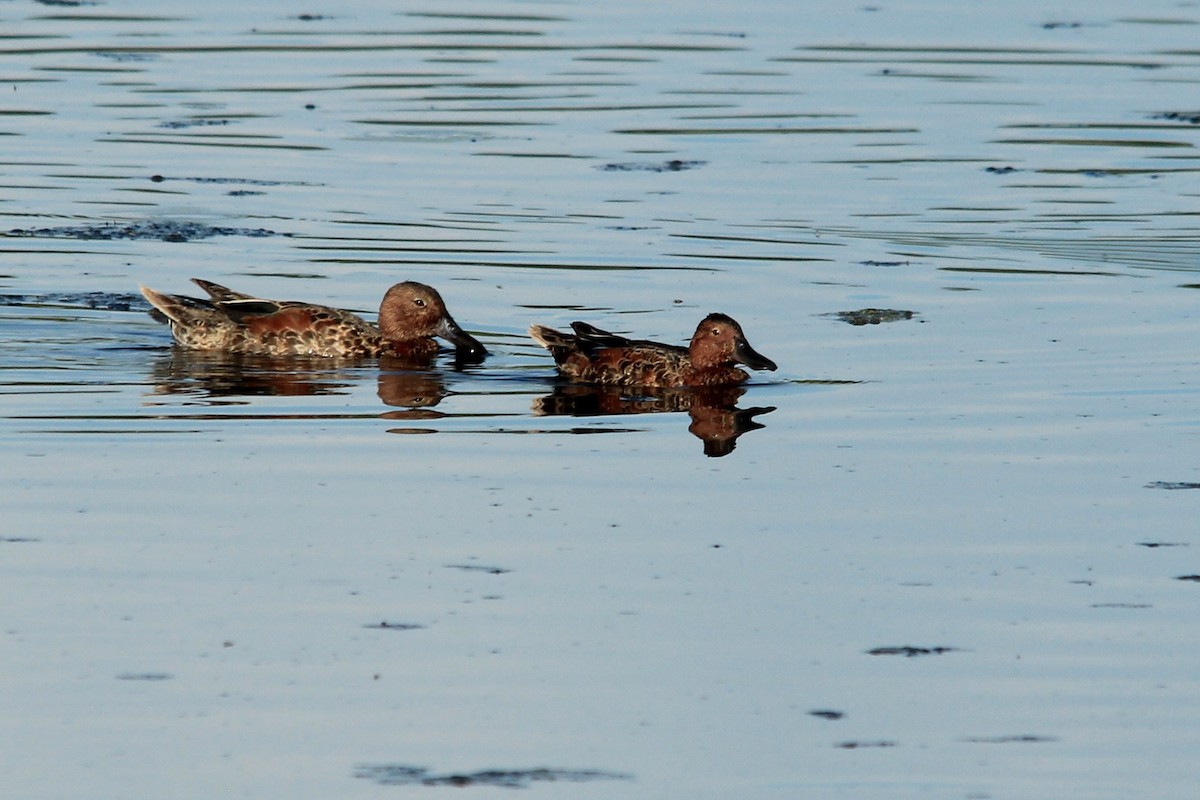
xmin=529 ymin=313 xmax=776 ymax=387
xmin=140 ymin=279 xmax=486 ymax=360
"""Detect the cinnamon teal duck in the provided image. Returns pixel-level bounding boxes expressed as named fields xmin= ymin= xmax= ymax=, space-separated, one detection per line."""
xmin=140 ymin=279 xmax=487 ymax=360
xmin=529 ymin=313 xmax=776 ymax=387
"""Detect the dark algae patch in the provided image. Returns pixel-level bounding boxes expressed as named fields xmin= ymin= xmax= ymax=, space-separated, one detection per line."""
xmin=150 ymin=174 xmax=314 ymax=186
xmin=445 ymin=563 xmax=511 ymax=574
xmin=115 ymin=672 xmax=173 ymax=681
xmin=354 ymin=764 xmax=632 ymax=788
xmin=809 ymin=709 xmax=845 ymax=720
xmin=830 ymin=308 xmax=916 ymax=326
xmin=364 ymin=621 xmax=425 ymax=631
xmin=600 ymin=159 xmax=700 ymax=172
xmin=157 ymin=119 xmax=233 ymax=129
xmin=1145 ymin=481 xmax=1200 ymax=490
xmin=867 ymin=645 xmax=961 ymax=657
xmin=6 ymin=220 xmax=284 ymax=242
xmin=0 ymin=291 xmax=144 ymax=311
xmin=1152 ymin=111 xmax=1200 ymax=125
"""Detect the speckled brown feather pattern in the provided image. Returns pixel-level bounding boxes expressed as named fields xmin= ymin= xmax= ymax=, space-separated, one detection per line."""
xmin=529 ymin=313 xmax=777 ymax=388
xmin=140 ymin=279 xmax=486 ymax=360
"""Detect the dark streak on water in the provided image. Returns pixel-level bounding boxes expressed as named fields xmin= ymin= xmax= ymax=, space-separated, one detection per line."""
xmin=6 ymin=220 xmax=284 ymax=242
xmin=354 ymin=764 xmax=633 ymax=788
xmin=364 ymin=621 xmax=426 ymax=631
xmin=0 ymin=291 xmax=145 ymax=310
xmin=866 ymin=646 xmax=962 ymax=657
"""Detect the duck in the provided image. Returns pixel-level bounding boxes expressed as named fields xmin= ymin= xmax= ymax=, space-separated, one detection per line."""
xmin=139 ymin=278 xmax=487 ymax=360
xmin=529 ymin=313 xmax=776 ymax=387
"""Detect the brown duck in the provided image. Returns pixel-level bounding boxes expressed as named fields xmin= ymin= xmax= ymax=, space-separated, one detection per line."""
xmin=529 ymin=313 xmax=777 ymax=387
xmin=140 ymin=279 xmax=487 ymax=360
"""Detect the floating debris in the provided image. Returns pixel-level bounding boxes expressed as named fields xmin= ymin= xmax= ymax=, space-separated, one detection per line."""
xmin=363 ymin=621 xmax=425 ymax=631
xmin=92 ymin=51 xmax=157 ymax=62
xmin=866 ymin=645 xmax=960 ymax=657
xmin=835 ymin=740 xmax=896 ymax=749
xmin=831 ymin=308 xmax=916 ymax=326
xmin=961 ymin=734 xmax=1058 ymax=744
xmin=157 ymin=119 xmax=233 ymax=129
xmin=354 ymin=764 xmax=632 ymax=788
xmin=445 ymin=563 xmax=511 ymax=574
xmin=6 ymin=220 xmax=284 ymax=242
xmin=115 ymin=672 xmax=173 ymax=681
xmin=150 ymin=175 xmax=309 ymax=186
xmin=1152 ymin=111 xmax=1200 ymax=125
xmin=1145 ymin=481 xmax=1200 ymax=490
xmin=985 ymin=165 xmax=1020 ymax=174
xmin=600 ymin=159 xmax=705 ymax=172
xmin=0 ymin=291 xmax=142 ymax=311
xmin=1177 ymin=575 xmax=1200 ymax=583
xmin=809 ymin=709 xmax=845 ymax=721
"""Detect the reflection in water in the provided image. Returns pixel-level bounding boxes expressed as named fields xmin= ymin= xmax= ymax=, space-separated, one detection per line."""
xmin=146 ymin=349 xmax=359 ymax=400
xmin=377 ymin=362 xmax=449 ymax=420
xmin=138 ymin=340 xmax=772 ymax=451
xmin=533 ymin=385 xmax=774 ymax=457
xmin=10 ymin=7 xmax=1200 ymax=799
xmin=145 ymin=349 xmax=451 ymax=416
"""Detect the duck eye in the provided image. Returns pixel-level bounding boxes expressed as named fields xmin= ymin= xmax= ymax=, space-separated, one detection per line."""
xmin=711 ymin=327 xmax=721 ymax=336
xmin=413 ymin=298 xmax=426 ymax=307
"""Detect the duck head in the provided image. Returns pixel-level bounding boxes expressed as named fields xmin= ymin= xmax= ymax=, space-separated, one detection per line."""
xmin=689 ymin=313 xmax=777 ymax=372
xmin=379 ymin=282 xmax=488 ymax=360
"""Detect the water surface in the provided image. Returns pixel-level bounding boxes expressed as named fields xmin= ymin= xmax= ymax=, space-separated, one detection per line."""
xmin=3 ymin=1 xmax=1200 ymax=798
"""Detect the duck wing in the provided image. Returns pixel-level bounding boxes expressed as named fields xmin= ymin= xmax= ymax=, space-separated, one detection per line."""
xmin=187 ymin=278 xmax=295 ymax=319
xmin=569 ymin=321 xmax=688 ymax=358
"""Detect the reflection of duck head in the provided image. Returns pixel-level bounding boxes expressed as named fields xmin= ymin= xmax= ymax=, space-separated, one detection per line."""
xmin=147 ymin=349 xmax=357 ymax=398
xmin=532 ymin=384 xmax=774 ymax=457
xmin=687 ymin=400 xmax=775 ymax=458
xmin=376 ymin=368 xmax=448 ymax=418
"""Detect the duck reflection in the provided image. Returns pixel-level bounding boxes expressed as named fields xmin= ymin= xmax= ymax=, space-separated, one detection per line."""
xmin=533 ymin=385 xmax=774 ymax=457
xmin=377 ymin=358 xmax=449 ymax=420
xmin=146 ymin=349 xmax=451 ymax=416
xmin=147 ymin=349 xmax=359 ymax=398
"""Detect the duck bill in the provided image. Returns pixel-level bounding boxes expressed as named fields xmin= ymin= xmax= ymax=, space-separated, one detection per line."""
xmin=435 ymin=314 xmax=488 ymax=360
xmin=734 ymin=337 xmax=777 ymax=372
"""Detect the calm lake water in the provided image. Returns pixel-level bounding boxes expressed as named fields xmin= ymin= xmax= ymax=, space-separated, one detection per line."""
xmin=3 ymin=1 xmax=1199 ymax=798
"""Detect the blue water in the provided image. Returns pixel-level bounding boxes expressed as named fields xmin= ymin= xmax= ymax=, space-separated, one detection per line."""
xmin=3 ymin=1 xmax=1199 ymax=798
